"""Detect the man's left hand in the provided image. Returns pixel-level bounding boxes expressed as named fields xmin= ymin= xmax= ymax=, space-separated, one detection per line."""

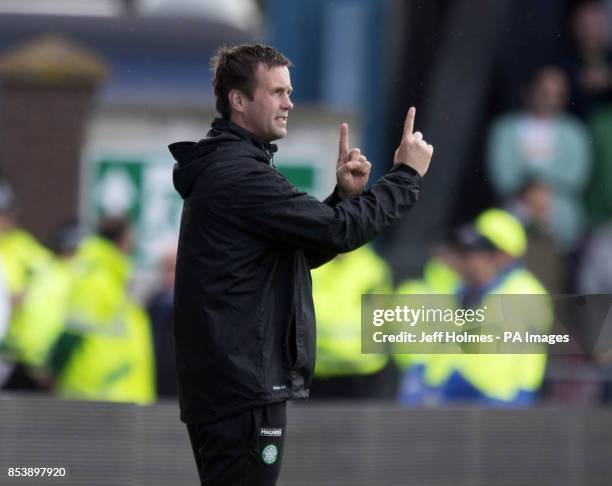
xmin=336 ymin=123 xmax=372 ymax=199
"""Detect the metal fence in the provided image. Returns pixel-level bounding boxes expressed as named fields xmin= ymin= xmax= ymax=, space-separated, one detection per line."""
xmin=1 ymin=393 xmax=611 ymax=485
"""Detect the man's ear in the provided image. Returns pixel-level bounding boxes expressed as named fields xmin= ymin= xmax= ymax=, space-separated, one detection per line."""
xmin=228 ymin=89 xmax=246 ymax=114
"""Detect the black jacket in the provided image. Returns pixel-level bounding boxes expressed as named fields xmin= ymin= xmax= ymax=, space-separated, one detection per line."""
xmin=170 ymin=118 xmax=422 ymax=424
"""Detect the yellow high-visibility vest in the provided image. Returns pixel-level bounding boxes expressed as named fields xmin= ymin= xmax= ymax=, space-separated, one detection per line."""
xmin=7 ymin=258 xmax=75 ymax=368
xmin=53 ymin=236 xmax=155 ymax=404
xmin=0 ymin=228 xmax=52 ymax=361
xmin=0 ymin=228 xmax=51 ymax=294
xmin=394 ymin=258 xmax=460 ymax=384
xmin=312 ymin=245 xmax=392 ymax=378
xmin=454 ymin=267 xmax=552 ymax=401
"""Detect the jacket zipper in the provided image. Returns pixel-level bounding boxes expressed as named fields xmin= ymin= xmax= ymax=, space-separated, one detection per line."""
xmin=268 ymin=151 xmax=278 ymax=171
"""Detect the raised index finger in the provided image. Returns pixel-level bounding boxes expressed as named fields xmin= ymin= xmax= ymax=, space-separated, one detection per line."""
xmin=339 ymin=123 xmax=349 ymax=158
xmin=403 ymin=107 xmax=416 ymax=140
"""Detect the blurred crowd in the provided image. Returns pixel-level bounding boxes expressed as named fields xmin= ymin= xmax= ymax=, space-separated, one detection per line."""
xmin=0 ymin=185 xmax=159 ymax=402
xmin=0 ymin=1 xmax=611 ymax=407
xmin=310 ymin=1 xmax=612 ymax=406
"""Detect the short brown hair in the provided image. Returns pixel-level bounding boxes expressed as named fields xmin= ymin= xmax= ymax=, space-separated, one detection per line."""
xmin=211 ymin=44 xmax=292 ymax=119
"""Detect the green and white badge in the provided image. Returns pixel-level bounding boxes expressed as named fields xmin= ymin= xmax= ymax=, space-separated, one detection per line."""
xmin=261 ymin=444 xmax=278 ymax=465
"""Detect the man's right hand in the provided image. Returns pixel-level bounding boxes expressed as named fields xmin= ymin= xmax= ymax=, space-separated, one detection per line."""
xmin=394 ymin=107 xmax=433 ymax=176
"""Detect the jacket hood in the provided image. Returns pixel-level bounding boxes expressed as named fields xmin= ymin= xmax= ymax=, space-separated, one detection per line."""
xmin=169 ymin=118 xmax=278 ymax=199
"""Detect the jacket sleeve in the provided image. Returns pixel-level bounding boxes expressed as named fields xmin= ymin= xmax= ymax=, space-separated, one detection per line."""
xmin=305 ymin=187 xmax=344 ymax=268
xmin=221 ymin=162 xmax=423 ymax=254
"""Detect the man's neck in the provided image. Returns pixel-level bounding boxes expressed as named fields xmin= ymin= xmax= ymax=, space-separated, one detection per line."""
xmin=229 ymin=115 xmax=264 ymax=141
xmin=212 ymin=118 xmax=278 ymax=162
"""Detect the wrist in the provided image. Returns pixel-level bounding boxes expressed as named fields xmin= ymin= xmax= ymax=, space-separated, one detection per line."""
xmin=391 ymin=164 xmax=421 ymax=177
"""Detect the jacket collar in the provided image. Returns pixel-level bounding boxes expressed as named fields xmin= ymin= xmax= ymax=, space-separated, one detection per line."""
xmin=210 ymin=118 xmax=278 ymax=164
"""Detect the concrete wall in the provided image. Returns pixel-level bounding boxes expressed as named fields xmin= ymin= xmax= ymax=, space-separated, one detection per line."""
xmin=1 ymin=393 xmax=611 ymax=485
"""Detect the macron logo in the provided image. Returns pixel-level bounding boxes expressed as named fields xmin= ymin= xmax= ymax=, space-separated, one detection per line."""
xmin=259 ymin=428 xmax=283 ymax=437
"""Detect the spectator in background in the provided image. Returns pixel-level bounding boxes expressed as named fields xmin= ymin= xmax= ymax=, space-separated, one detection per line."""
xmin=505 ymin=180 xmax=565 ymax=293
xmin=452 ymin=209 xmax=552 ymax=405
xmin=577 ymin=222 xmax=612 ymax=402
xmin=578 ymin=224 xmax=612 ymax=295
xmin=0 ymin=179 xmax=53 ymax=390
xmin=146 ymin=246 xmax=178 ymax=398
xmin=309 ymin=244 xmax=395 ymax=399
xmin=578 ymin=220 xmax=612 ymax=353
xmin=0 ymin=180 xmax=52 ymax=302
xmin=395 ymin=242 xmax=461 ymax=406
xmin=487 ymin=66 xmax=591 ymax=254
xmin=584 ymin=102 xmax=612 ymax=224
xmin=566 ymin=1 xmax=612 ymax=225
xmin=399 ymin=210 xmax=552 ymax=406
xmin=3 ymin=223 xmax=81 ymax=391
xmin=48 ymin=216 xmax=155 ymax=404
xmin=566 ymin=0 xmax=612 ymax=118
xmin=448 ymin=210 xmax=552 ymax=405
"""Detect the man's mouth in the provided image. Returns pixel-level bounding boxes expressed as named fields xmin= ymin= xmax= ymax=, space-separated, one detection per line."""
xmin=276 ymin=116 xmax=288 ymax=123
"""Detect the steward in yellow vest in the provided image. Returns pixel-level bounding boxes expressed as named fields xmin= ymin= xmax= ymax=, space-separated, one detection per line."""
xmin=310 ymin=244 xmax=396 ymax=398
xmin=437 ymin=209 xmax=552 ymax=405
xmin=394 ymin=247 xmax=461 ymax=404
xmin=49 ymin=217 xmax=155 ymax=404
xmin=3 ymin=224 xmax=81 ymax=389
xmin=0 ymin=181 xmax=53 ymax=388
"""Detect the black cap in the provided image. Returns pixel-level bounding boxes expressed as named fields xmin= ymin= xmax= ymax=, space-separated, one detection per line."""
xmin=51 ymin=222 xmax=82 ymax=254
xmin=452 ymin=223 xmax=497 ymax=253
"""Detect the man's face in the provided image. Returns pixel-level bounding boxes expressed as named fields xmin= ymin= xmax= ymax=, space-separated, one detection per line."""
xmin=458 ymin=250 xmax=501 ymax=287
xmin=573 ymin=3 xmax=609 ymax=52
xmin=521 ymin=181 xmax=552 ymax=225
xmin=528 ymin=68 xmax=568 ymax=116
xmin=241 ymin=64 xmax=294 ymax=142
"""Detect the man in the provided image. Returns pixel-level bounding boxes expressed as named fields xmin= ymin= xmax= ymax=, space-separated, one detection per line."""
xmin=0 ymin=179 xmax=52 ymax=389
xmin=394 ymin=243 xmax=461 ymax=405
xmin=310 ymin=244 xmax=395 ymax=399
xmin=170 ymin=44 xmax=433 ymax=485
xmin=444 ymin=209 xmax=552 ymax=404
xmin=49 ymin=216 xmax=155 ymax=404
xmin=486 ymin=66 xmax=590 ymax=253
xmin=4 ymin=223 xmax=82 ymax=390
xmin=146 ymin=245 xmax=178 ymax=397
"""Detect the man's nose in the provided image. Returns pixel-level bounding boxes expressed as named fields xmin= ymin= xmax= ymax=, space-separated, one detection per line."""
xmin=283 ymin=95 xmax=294 ymax=110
